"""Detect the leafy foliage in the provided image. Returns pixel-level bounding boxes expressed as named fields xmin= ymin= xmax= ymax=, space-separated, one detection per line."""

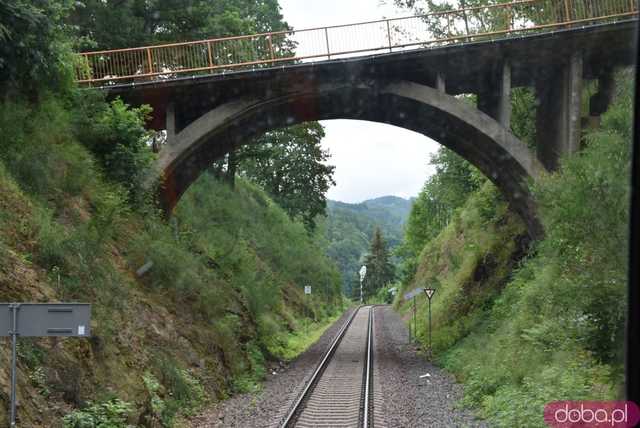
xmin=0 ymin=0 xmax=346 ymax=425
xmin=237 ymin=123 xmax=335 ymax=231
xmin=397 ymin=147 xmax=482 ymax=282
xmin=63 ymin=398 xmax=134 ymax=428
xmin=74 ymin=96 xmax=155 ymax=199
xmin=0 ymin=0 xmax=75 ymax=95
xmin=69 ymin=0 xmax=290 ymax=50
xmin=531 ymin=74 xmax=633 ymax=364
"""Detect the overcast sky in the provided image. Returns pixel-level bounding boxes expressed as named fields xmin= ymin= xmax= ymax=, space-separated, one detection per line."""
xmin=279 ymin=0 xmax=441 ymax=203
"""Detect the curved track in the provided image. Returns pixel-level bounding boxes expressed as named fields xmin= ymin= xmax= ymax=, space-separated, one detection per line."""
xmin=281 ymin=306 xmax=378 ymax=428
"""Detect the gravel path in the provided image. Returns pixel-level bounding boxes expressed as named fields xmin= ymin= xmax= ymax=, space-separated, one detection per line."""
xmin=374 ymin=305 xmax=487 ymax=428
xmin=190 ymin=308 xmax=357 ymax=428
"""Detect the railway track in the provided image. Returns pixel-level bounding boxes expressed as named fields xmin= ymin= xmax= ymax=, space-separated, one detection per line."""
xmin=280 ymin=306 xmax=380 ymax=428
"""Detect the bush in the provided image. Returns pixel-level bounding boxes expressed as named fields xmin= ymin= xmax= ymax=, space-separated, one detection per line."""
xmin=74 ymin=97 xmax=155 ymax=200
xmin=142 ymin=358 xmax=206 ymax=427
xmin=63 ymin=398 xmax=134 ymax=428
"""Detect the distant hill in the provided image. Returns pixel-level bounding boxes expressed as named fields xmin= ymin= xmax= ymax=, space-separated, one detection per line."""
xmin=323 ymin=196 xmax=414 ymax=295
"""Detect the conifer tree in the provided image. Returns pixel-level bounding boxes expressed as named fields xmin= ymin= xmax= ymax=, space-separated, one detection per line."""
xmin=362 ymin=228 xmax=395 ymax=301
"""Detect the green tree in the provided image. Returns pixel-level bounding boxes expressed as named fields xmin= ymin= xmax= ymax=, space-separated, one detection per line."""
xmin=236 ymin=123 xmax=336 ymax=231
xmin=399 ymin=147 xmax=481 ymax=264
xmin=69 ymin=0 xmax=290 ymax=50
xmin=74 ymin=96 xmax=155 ymax=199
xmin=362 ymin=228 xmax=395 ymax=301
xmin=0 ymin=0 xmax=75 ymax=96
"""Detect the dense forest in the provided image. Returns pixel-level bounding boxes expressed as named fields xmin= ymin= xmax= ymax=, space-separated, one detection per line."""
xmin=323 ymin=196 xmax=412 ymax=295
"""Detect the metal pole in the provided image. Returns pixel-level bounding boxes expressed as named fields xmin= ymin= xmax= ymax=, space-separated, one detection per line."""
xmin=412 ymin=297 xmax=416 ymax=343
xmin=9 ymin=304 xmax=19 ymax=427
xmin=324 ymin=27 xmax=331 ymax=60
xmin=360 ymin=278 xmax=363 ymax=304
xmin=428 ymin=298 xmax=432 ymax=361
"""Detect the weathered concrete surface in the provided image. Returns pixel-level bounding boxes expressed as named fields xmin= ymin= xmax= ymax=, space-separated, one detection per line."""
xmin=155 ymin=79 xmax=545 ymax=238
xmin=102 ymin=20 xmax=636 ymax=240
xmin=536 ymin=52 xmax=584 ymax=170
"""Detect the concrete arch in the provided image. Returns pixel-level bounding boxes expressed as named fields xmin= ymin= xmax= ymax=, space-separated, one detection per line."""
xmin=154 ymin=80 xmax=546 ymax=238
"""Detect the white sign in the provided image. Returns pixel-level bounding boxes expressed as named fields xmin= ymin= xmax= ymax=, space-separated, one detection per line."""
xmin=359 ymin=265 xmax=367 ymax=281
xmin=304 ymin=286 xmax=312 ymax=295
xmin=404 ymin=287 xmax=424 ymax=301
xmin=424 ymin=288 xmax=436 ymax=299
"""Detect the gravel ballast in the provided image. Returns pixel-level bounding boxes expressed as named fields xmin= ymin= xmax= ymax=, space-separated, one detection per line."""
xmin=374 ymin=305 xmax=487 ymax=427
xmin=191 ymin=305 xmax=485 ymax=427
xmin=191 ymin=308 xmax=357 ymax=428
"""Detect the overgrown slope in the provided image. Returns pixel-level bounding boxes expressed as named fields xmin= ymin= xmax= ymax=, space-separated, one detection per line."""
xmin=0 ymin=97 xmax=342 ymax=427
xmin=396 ymin=75 xmax=632 ymax=427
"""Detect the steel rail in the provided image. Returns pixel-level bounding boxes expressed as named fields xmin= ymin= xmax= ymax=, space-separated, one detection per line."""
xmin=363 ymin=306 xmax=374 ymax=428
xmin=75 ymin=0 xmax=639 ymax=85
xmin=281 ymin=306 xmax=375 ymax=428
xmin=280 ymin=306 xmax=363 ymax=427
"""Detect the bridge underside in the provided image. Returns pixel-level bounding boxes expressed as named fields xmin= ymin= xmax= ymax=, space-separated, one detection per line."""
xmin=156 ymin=80 xmax=544 ymax=238
xmin=103 ymin=20 xmax=637 ymax=240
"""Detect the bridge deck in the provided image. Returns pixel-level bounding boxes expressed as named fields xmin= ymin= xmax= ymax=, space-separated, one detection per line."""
xmin=103 ymin=20 xmax=637 ymax=133
xmin=77 ymin=0 xmax=637 ymax=88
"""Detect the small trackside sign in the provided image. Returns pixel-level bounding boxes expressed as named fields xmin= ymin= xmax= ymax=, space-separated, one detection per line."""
xmin=404 ymin=287 xmax=424 ymax=301
xmin=424 ymin=288 xmax=436 ymax=300
xmin=0 ymin=303 xmax=91 ymax=337
xmin=304 ymin=286 xmax=311 ymax=295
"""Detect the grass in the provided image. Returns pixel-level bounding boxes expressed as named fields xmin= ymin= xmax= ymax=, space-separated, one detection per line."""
xmin=278 ymin=311 xmax=343 ymax=361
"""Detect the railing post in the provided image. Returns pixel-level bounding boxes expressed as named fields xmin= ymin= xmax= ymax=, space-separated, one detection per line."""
xmin=506 ymin=3 xmax=512 ymax=31
xmin=324 ymin=27 xmax=331 ymax=59
xmin=207 ymin=41 xmax=214 ymax=68
xmin=325 ymin=27 xmax=331 ymax=60
xmin=146 ymin=48 xmax=153 ymax=75
xmin=564 ymin=0 xmax=572 ymax=25
xmin=82 ymin=53 xmax=93 ymax=82
xmin=460 ymin=4 xmax=471 ymax=42
xmin=386 ymin=20 xmax=392 ymax=52
xmin=267 ymin=35 xmax=275 ymax=61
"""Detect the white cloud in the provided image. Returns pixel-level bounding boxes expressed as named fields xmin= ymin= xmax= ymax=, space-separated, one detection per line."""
xmin=321 ymin=120 xmax=439 ymax=203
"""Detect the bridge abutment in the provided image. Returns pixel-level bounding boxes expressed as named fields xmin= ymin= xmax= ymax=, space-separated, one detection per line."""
xmin=535 ymin=52 xmax=584 ymax=171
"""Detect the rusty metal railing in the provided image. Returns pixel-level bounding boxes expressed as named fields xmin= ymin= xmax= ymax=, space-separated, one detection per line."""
xmin=75 ymin=0 xmax=638 ymax=86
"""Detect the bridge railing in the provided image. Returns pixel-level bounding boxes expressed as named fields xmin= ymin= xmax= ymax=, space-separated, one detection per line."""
xmin=75 ymin=0 xmax=638 ymax=86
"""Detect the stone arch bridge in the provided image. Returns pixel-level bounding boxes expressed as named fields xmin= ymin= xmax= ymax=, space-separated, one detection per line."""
xmin=80 ymin=4 xmax=638 ymax=239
